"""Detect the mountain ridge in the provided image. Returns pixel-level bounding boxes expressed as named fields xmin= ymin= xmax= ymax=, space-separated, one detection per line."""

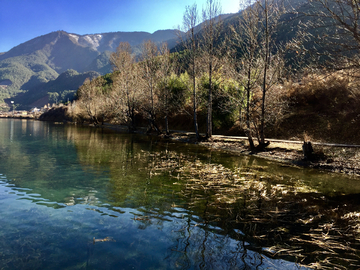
xmin=0 ymin=29 xmax=180 ymax=109
xmin=0 ymin=29 xmax=179 ymax=58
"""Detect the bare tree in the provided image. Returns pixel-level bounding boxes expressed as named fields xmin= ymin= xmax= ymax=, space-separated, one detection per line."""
xmin=178 ymin=3 xmax=201 ymax=141
xmin=201 ymin=0 xmax=223 ymax=139
xmin=110 ymin=42 xmax=140 ymax=132
xmin=158 ymin=43 xmax=173 ymax=135
xmin=229 ymin=0 xmax=263 ymax=149
xmin=229 ymin=0 xmax=287 ymax=149
xmin=303 ymin=0 xmax=360 ymax=70
xmin=77 ymin=77 xmax=110 ymax=125
xmin=139 ymin=40 xmax=162 ymax=134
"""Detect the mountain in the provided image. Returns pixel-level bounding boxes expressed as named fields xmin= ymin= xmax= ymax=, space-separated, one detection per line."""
xmin=0 ymin=29 xmax=180 ymax=110
xmin=171 ymin=0 xmax=311 ymax=60
xmin=13 ymin=69 xmax=100 ymax=108
xmin=0 ymin=0 xmax=332 ymax=111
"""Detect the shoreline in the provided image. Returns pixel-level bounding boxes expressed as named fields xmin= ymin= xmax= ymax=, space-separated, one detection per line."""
xmin=199 ymin=138 xmax=360 ymax=176
xmin=99 ymin=123 xmax=360 ymax=177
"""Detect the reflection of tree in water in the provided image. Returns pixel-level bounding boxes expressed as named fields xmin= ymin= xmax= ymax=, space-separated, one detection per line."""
xmin=102 ymin=150 xmax=282 ymax=268
xmin=70 ymin=128 xmax=360 ymax=268
xmin=121 ymin=149 xmax=359 ymax=269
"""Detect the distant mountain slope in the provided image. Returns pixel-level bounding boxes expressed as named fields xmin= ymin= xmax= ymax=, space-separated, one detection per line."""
xmin=0 ymin=29 xmax=179 ymax=109
xmin=13 ymin=69 xmax=100 ymax=109
xmin=0 ymin=30 xmax=179 ymax=63
xmin=171 ymin=0 xmax=311 ymax=59
xmin=84 ymin=51 xmax=113 ymax=75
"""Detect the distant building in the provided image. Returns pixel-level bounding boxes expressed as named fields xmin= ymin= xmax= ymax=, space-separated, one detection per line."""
xmin=30 ymin=107 xmax=40 ymax=113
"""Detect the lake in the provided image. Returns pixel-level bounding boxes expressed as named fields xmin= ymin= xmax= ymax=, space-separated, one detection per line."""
xmin=1 ymin=118 xmax=360 ymax=269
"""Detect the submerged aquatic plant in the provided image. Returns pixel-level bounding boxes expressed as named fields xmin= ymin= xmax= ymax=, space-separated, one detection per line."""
xmin=143 ymin=150 xmax=360 ymax=269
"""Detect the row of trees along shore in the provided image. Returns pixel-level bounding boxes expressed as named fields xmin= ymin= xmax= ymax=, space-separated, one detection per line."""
xmin=72 ymin=0 xmax=360 ymax=149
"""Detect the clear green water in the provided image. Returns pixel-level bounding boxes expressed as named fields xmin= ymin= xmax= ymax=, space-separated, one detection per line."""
xmin=1 ymin=119 xmax=360 ymax=269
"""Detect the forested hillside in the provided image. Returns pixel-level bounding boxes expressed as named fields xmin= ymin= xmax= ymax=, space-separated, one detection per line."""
xmin=58 ymin=0 xmax=360 ymax=146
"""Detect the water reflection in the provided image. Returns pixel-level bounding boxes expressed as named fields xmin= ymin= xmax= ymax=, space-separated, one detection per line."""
xmin=1 ymin=177 xmax=302 ymax=270
xmin=0 ymin=119 xmax=360 ymax=269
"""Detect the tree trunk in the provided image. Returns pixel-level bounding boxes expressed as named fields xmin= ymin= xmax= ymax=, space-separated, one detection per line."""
xmin=128 ymin=106 xmax=136 ymax=133
xmin=246 ymin=61 xmax=255 ymax=150
xmin=260 ymin=0 xmax=269 ymax=146
xmin=302 ymin=141 xmax=313 ymax=160
xmin=193 ymin=91 xmax=200 ymax=141
xmin=206 ymin=61 xmax=213 ymax=138
xmin=165 ymin=114 xmax=169 ymax=135
xmin=165 ymin=92 xmax=169 ymax=135
xmin=192 ymin=32 xmax=200 ymax=142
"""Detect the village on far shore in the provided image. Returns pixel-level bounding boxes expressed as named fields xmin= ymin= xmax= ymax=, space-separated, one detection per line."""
xmin=0 ymin=103 xmax=56 ymax=119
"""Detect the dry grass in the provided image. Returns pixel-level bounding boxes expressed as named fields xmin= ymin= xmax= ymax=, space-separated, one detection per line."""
xmin=267 ymin=70 xmax=360 ymax=144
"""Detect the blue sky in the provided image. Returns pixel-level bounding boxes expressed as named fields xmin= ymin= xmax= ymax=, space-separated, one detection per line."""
xmin=0 ymin=0 xmax=240 ymax=53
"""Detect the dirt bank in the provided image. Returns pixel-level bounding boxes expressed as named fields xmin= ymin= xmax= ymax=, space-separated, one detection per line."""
xmin=198 ymin=136 xmax=360 ymax=176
